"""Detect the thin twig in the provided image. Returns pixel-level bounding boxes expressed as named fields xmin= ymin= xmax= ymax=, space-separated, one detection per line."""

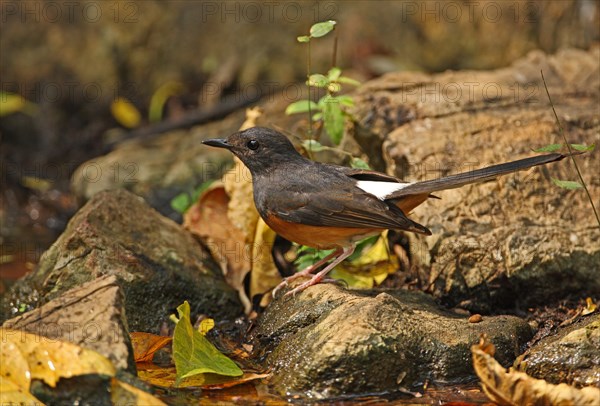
xmin=540 ymin=70 xmax=600 ymax=228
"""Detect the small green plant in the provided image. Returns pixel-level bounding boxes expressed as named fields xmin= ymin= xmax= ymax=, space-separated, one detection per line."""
xmin=170 ymin=180 xmax=213 ymax=214
xmin=286 ymin=21 xmax=384 ymax=285
xmin=540 ymin=70 xmax=599 ymax=227
xmin=286 ymin=20 xmax=360 ymax=145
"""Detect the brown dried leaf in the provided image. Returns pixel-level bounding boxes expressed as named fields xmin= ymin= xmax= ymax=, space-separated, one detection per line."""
xmin=472 ymin=335 xmax=600 ymax=406
xmin=130 ymin=332 xmax=172 ymax=363
xmin=184 ymin=183 xmax=252 ymax=313
xmin=188 ymin=109 xmax=281 ymax=308
xmin=137 ymin=363 xmax=269 ymax=390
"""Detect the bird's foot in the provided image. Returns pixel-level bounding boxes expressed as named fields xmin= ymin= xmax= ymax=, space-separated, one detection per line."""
xmin=271 ymin=263 xmax=322 ymax=297
xmin=282 ymin=276 xmax=345 ymax=298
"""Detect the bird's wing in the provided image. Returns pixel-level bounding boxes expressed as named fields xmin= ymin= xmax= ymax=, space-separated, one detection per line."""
xmin=270 ymin=186 xmax=431 ymax=235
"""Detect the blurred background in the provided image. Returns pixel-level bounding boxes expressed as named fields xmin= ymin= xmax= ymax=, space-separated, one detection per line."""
xmin=1 ymin=0 xmax=599 ymax=290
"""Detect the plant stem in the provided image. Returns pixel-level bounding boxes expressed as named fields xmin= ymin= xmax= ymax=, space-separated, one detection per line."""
xmin=540 ymin=70 xmax=600 ymax=228
xmin=332 ymin=35 xmax=338 ymax=68
xmin=307 ymin=40 xmax=313 ymax=138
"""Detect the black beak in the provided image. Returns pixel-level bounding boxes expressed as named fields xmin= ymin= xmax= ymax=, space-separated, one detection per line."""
xmin=202 ymin=138 xmax=231 ymax=149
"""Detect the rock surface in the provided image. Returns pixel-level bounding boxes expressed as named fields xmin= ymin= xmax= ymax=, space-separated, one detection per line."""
xmin=0 ymin=189 xmax=243 ymax=332
xmin=2 ymin=275 xmax=135 ymax=374
xmin=517 ymin=313 xmax=600 ymax=388
xmin=250 ymin=284 xmax=532 ymax=399
xmin=70 ymin=118 xmax=239 ymax=220
xmin=352 ymin=47 xmax=600 ymax=311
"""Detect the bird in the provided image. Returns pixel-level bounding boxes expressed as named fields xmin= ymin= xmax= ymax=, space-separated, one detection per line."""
xmin=203 ymin=127 xmax=567 ymax=297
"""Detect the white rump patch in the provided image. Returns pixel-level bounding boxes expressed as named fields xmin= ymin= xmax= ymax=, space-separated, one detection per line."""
xmin=356 ymin=180 xmax=412 ymax=200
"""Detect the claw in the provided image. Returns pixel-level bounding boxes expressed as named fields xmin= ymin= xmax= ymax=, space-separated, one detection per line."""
xmin=272 ymin=246 xmax=356 ymax=299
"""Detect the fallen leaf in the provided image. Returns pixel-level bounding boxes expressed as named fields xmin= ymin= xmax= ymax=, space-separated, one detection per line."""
xmin=250 ymin=218 xmax=282 ymax=300
xmin=331 ymin=232 xmax=397 ymax=288
xmin=110 ymin=97 xmax=141 ymax=128
xmin=581 ymin=297 xmax=597 ymax=316
xmin=0 ymin=328 xmax=115 ymax=391
xmin=198 ymin=318 xmax=215 ymax=335
xmin=185 ymin=108 xmax=272 ymax=314
xmin=130 ymin=332 xmax=172 ymax=363
xmin=184 ymin=182 xmax=252 ymax=313
xmin=0 ymin=375 xmax=42 ymax=404
xmin=172 ymin=302 xmax=242 ymax=382
xmin=138 ymin=363 xmax=268 ymax=390
xmin=472 ymin=335 xmax=600 ymax=406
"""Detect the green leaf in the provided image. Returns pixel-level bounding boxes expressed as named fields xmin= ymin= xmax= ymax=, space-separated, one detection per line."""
xmin=533 ymin=144 xmax=563 ymax=153
xmin=312 ymin=112 xmax=323 ymax=121
xmin=192 ymin=180 xmax=214 ymax=202
xmin=170 ymin=193 xmax=191 ymax=214
xmin=309 ymin=20 xmax=336 ymax=38
xmin=551 ymin=178 xmax=583 ymax=190
xmin=570 ymin=143 xmax=595 ymax=152
xmin=337 ymin=95 xmax=355 ymax=107
xmin=328 ymin=67 xmax=342 ymax=81
xmin=337 ymin=76 xmax=361 ymax=87
xmin=294 ymin=246 xmax=336 ymax=271
xmin=348 ymin=235 xmax=380 ymax=261
xmin=173 ymin=302 xmax=242 ymax=381
xmin=301 ymin=139 xmax=325 ymax=152
xmin=285 ymin=100 xmax=319 ymax=115
xmin=321 ymin=96 xmax=345 ymax=145
xmin=350 ymin=157 xmax=371 ymax=169
xmin=297 ymin=35 xmax=310 ymax=43
xmin=308 ymin=74 xmax=329 ymax=88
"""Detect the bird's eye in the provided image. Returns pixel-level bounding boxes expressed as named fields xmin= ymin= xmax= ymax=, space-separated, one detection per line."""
xmin=247 ymin=140 xmax=259 ymax=150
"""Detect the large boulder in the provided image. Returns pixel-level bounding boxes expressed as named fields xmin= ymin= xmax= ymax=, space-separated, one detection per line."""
xmin=351 ymin=47 xmax=600 ymax=311
xmin=250 ymin=284 xmax=532 ymax=398
xmin=0 ymin=189 xmax=243 ymax=332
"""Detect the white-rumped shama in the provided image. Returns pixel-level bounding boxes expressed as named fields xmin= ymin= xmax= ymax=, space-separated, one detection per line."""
xmin=203 ymin=127 xmax=566 ymax=296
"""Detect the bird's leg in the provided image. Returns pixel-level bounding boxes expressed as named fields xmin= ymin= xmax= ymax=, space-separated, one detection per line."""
xmin=272 ymin=248 xmax=342 ymax=297
xmin=284 ymin=245 xmax=356 ymax=297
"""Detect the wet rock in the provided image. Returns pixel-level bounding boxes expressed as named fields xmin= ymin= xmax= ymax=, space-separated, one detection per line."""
xmin=352 ymin=48 xmax=600 ymax=311
xmin=2 ymin=275 xmax=135 ymax=374
xmin=517 ymin=313 xmax=600 ymax=387
xmin=0 ymin=189 xmax=243 ymax=332
xmin=250 ymin=284 xmax=532 ymax=399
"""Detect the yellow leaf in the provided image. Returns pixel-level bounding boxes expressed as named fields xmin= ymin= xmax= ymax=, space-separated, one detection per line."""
xmin=250 ymin=218 xmax=282 ymax=299
xmin=21 ymin=176 xmax=52 ymax=192
xmin=198 ymin=318 xmax=215 ymax=335
xmin=334 ymin=232 xmax=397 ymax=287
xmin=149 ymin=81 xmax=184 ymax=123
xmin=0 ymin=375 xmax=42 ymax=405
xmin=0 ymin=328 xmax=115 ymax=391
xmin=111 ymin=97 xmax=141 ymax=128
xmin=0 ymin=92 xmax=37 ymax=117
xmin=582 ymin=297 xmax=597 ymax=316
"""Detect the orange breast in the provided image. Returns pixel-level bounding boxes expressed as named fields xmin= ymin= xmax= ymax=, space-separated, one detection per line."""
xmin=264 ymin=214 xmax=381 ymax=250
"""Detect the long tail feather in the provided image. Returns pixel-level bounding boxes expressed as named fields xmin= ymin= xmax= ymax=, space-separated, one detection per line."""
xmin=388 ymin=153 xmax=566 ymax=198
